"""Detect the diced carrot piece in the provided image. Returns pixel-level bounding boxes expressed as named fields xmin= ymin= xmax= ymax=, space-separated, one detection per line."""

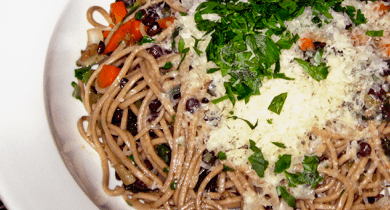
xmin=104 ymin=19 xmax=143 ymax=54
xmin=157 ymin=16 xmax=176 ymax=29
xmin=379 ymin=3 xmax=390 ymax=12
xmin=299 ymin=38 xmax=315 ymax=51
xmin=110 ymin=1 xmax=128 ymax=24
xmin=103 ymin=30 xmax=110 ymax=38
xmin=97 ymin=65 xmax=121 ymax=88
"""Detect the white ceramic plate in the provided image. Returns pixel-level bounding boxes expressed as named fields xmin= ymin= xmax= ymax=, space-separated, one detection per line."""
xmin=44 ymin=0 xmax=135 ymax=209
xmin=0 ymin=0 xmax=132 ymax=209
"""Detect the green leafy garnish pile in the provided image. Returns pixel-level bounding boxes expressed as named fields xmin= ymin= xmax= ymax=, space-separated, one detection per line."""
xmin=194 ymin=0 xmax=367 ymax=106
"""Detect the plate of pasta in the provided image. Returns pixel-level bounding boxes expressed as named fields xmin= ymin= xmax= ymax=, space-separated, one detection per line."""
xmin=45 ymin=0 xmax=390 ymax=209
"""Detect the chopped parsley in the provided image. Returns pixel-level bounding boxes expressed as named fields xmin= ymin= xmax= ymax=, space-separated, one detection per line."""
xmin=272 ymin=142 xmax=286 ymax=148
xmin=71 ymin=82 xmax=81 ymax=101
xmin=192 ymin=36 xmax=204 ymax=56
xmin=276 ymin=186 xmax=296 ymax=208
xmin=170 ymin=179 xmax=178 ymax=190
xmin=217 ymin=151 xmax=227 ymax=160
xmin=138 ymin=36 xmax=155 ymax=45
xmin=284 ymin=155 xmax=323 ymax=188
xmin=228 ymin=116 xmax=258 ymax=130
xmin=295 ymin=49 xmax=329 ymax=82
xmin=177 ymin=37 xmax=190 ymax=70
xmin=162 ymin=62 xmax=173 ymax=69
xmin=274 ymin=154 xmax=292 ymax=174
xmin=268 ymin=92 xmax=288 ymax=115
xmin=223 ymin=165 xmax=235 ymax=172
xmin=366 ymin=30 xmax=384 ymax=37
xmin=248 ymin=140 xmax=268 ymax=178
xmin=267 ymin=119 xmax=273 ymax=124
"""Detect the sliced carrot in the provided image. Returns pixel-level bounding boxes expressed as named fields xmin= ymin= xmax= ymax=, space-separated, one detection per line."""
xmin=104 ymin=19 xmax=143 ymax=54
xmin=378 ymin=3 xmax=390 ymax=12
xmin=103 ymin=30 xmax=110 ymax=38
xmin=97 ymin=65 xmax=121 ymax=88
xmin=157 ymin=16 xmax=176 ymax=29
xmin=299 ymin=38 xmax=315 ymax=51
xmin=110 ymin=1 xmax=128 ymax=24
xmin=103 ymin=24 xmax=115 ymax=39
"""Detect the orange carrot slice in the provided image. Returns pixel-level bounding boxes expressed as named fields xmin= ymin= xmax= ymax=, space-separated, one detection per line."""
xmin=299 ymin=38 xmax=315 ymax=51
xmin=104 ymin=19 xmax=143 ymax=54
xmin=110 ymin=1 xmax=127 ymax=24
xmin=157 ymin=16 xmax=176 ymax=29
xmin=97 ymin=65 xmax=121 ymax=88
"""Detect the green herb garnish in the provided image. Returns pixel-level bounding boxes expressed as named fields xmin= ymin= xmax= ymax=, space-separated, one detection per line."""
xmin=268 ymin=92 xmax=288 ymax=115
xmin=366 ymin=30 xmax=384 ymax=37
xmin=295 ymin=49 xmax=329 ymax=82
xmin=177 ymin=37 xmax=190 ymax=70
xmin=138 ymin=36 xmax=155 ymax=45
xmin=71 ymin=81 xmax=81 ymax=101
xmin=274 ymin=154 xmax=292 ymax=174
xmin=276 ymin=186 xmax=296 ymax=208
xmin=228 ymin=116 xmax=258 ymax=130
xmin=272 ymin=142 xmax=286 ymax=148
xmin=162 ymin=62 xmax=173 ymax=69
xmin=248 ymin=140 xmax=268 ymax=178
xmin=223 ymin=165 xmax=235 ymax=172
xmin=170 ymin=179 xmax=178 ymax=190
xmin=218 ymin=151 xmax=227 ymax=160
xmin=284 ymin=156 xmax=323 ymax=188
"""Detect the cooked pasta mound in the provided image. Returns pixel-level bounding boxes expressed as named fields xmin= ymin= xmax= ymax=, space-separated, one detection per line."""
xmin=72 ymin=0 xmax=390 ymax=209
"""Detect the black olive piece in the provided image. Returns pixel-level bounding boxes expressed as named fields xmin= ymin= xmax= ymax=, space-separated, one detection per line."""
xmin=120 ymin=78 xmax=129 ymax=89
xmin=149 ymin=129 xmax=158 ymax=138
xmin=381 ymin=137 xmax=390 ymax=157
xmin=112 ymin=108 xmax=123 ymax=126
xmin=144 ymin=159 xmax=154 ymax=170
xmin=264 ymin=206 xmax=273 ymax=210
xmin=357 ymin=141 xmax=371 ymax=157
xmin=142 ymin=16 xmax=156 ymax=26
xmin=147 ymin=23 xmax=162 ymax=36
xmin=345 ymin=24 xmax=353 ymax=30
xmin=186 ymin=98 xmax=200 ymax=113
xmin=194 ymin=168 xmax=218 ymax=192
xmin=313 ymin=41 xmax=326 ymax=50
xmin=319 ymin=155 xmax=329 ymax=162
xmin=97 ymin=41 xmax=105 ymax=55
xmin=126 ymin=109 xmax=138 ymax=136
xmin=149 ymin=99 xmax=162 ymax=113
xmin=367 ymin=86 xmax=385 ymax=101
xmin=148 ymin=112 xmax=159 ymax=122
xmin=135 ymin=9 xmax=147 ymax=21
xmin=124 ymin=179 xmax=150 ymax=193
xmin=149 ymin=45 xmax=164 ymax=58
xmin=201 ymin=98 xmax=209 ymax=103
xmin=337 ymin=151 xmax=346 ymax=159
xmin=173 ymin=92 xmax=181 ymax=100
xmin=367 ymin=194 xmax=384 ymax=204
